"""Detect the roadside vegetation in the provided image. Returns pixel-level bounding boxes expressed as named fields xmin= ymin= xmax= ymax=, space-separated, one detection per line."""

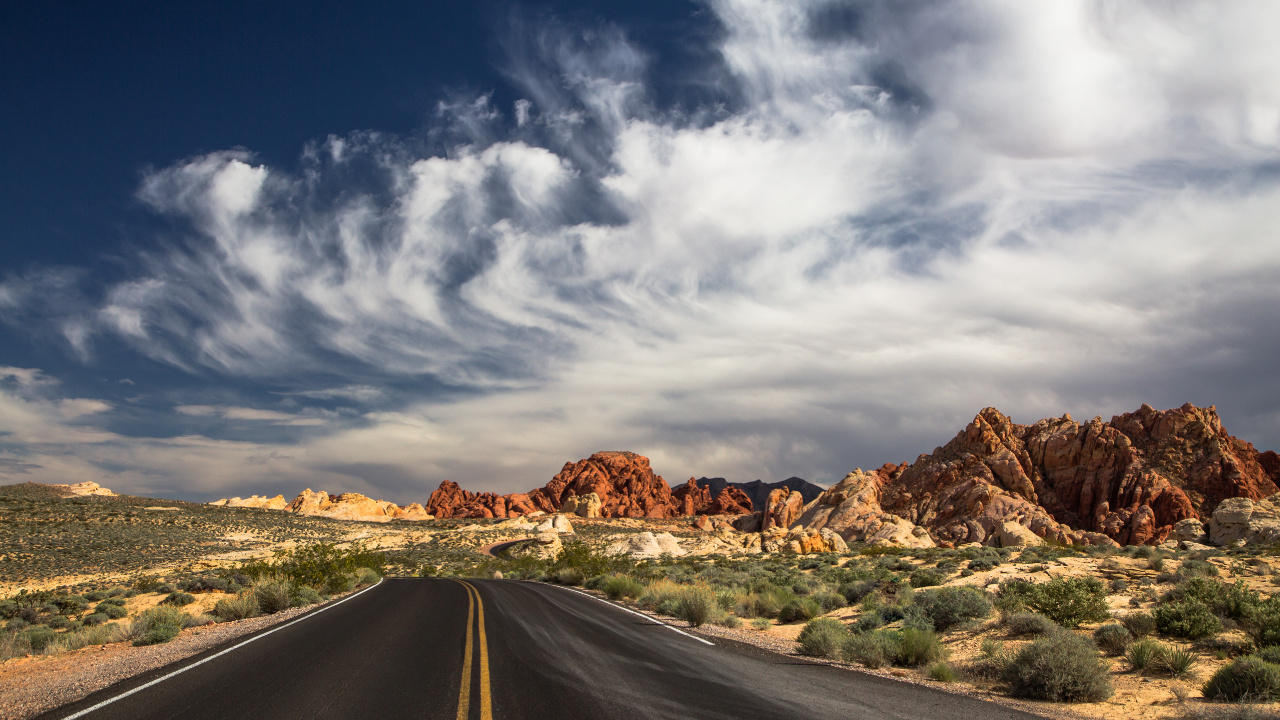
xmin=0 ymin=542 xmax=383 ymax=660
xmin=454 ymin=535 xmax=1280 ymax=712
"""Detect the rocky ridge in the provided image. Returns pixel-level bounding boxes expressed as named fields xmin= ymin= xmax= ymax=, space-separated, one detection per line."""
xmin=209 ymin=489 xmax=433 ymax=523
xmin=781 ymin=403 xmax=1279 ymax=548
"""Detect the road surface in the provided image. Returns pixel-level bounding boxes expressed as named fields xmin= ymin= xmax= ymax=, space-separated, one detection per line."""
xmin=41 ymin=578 xmax=1046 ymax=720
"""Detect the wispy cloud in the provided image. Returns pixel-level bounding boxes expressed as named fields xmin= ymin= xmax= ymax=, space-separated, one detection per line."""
xmin=2 ymin=0 xmax=1279 ymax=500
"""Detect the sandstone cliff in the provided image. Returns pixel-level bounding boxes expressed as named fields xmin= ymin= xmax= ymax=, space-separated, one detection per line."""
xmin=791 ymin=403 xmax=1277 ymax=548
xmin=210 ymin=489 xmax=433 ymax=522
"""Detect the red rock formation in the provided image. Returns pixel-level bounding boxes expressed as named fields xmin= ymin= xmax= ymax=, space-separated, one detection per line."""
xmin=672 ymin=478 xmax=713 ymax=516
xmin=539 ymin=451 xmax=679 ymax=518
xmin=424 ymin=481 xmax=511 ymax=519
xmin=711 ymin=486 xmax=753 ymax=515
xmin=762 ymin=487 xmax=805 ymax=531
xmin=1257 ymin=451 xmax=1280 ymax=485
xmin=855 ymin=403 xmax=1275 ymax=547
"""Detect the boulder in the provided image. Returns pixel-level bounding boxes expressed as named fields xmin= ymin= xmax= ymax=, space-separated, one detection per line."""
xmin=534 ymin=514 xmax=574 ymax=534
xmin=607 ymin=531 xmax=687 ymax=558
xmin=1210 ymin=497 xmax=1255 ymax=545
xmin=1171 ymin=517 xmax=1208 ymax=544
xmin=711 ymin=486 xmax=754 ymax=515
xmin=996 ymin=521 xmax=1043 ymax=548
xmin=762 ymin=488 xmax=805 ymax=531
xmin=561 ymin=492 xmax=603 ymax=518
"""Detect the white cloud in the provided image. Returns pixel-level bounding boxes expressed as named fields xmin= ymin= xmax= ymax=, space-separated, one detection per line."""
xmin=3 ymin=0 xmax=1280 ymax=498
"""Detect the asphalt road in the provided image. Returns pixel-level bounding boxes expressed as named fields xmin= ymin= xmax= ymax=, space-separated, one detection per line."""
xmin=41 ymin=579 xmax=1047 ymax=720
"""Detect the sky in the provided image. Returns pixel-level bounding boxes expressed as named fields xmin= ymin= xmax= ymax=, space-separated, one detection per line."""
xmin=2 ymin=0 xmax=1279 ymax=504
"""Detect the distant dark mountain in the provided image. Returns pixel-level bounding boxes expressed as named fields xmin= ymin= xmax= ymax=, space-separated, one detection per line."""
xmin=695 ymin=477 xmax=824 ymax=513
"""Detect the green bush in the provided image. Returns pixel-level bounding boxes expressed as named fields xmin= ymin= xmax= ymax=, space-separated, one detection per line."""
xmin=675 ymin=585 xmax=718 ymax=628
xmin=212 ymin=592 xmax=260 ymax=622
xmin=996 ymin=577 xmax=1110 ymax=628
xmin=98 ymin=603 xmax=128 ymax=619
xmin=1003 ymin=630 xmax=1114 ymax=702
xmin=161 ymin=592 xmax=196 ymax=607
xmin=290 ymin=585 xmax=322 ymax=607
xmin=719 ymin=615 xmax=742 ymax=629
xmin=798 ymin=618 xmax=848 ymax=659
xmin=355 ymin=567 xmax=380 ymax=586
xmin=81 ymin=612 xmax=109 ymax=627
xmin=1249 ymin=597 xmax=1280 ymax=648
xmin=554 ymin=567 xmax=585 ymax=586
xmin=811 ymin=592 xmax=846 ymax=611
xmin=913 ymin=586 xmax=992 ymax=631
xmin=839 ymin=580 xmax=876 ymax=604
xmin=928 ymin=661 xmax=957 ymax=682
xmin=130 ymin=605 xmax=189 ymax=646
xmin=778 ymin=597 xmax=823 ymax=623
xmin=1126 ymin=638 xmax=1167 ymax=672
xmin=46 ymin=615 xmax=72 ymax=630
xmin=909 ymin=568 xmax=947 ymax=588
xmin=25 ymin=627 xmax=57 ymax=652
xmin=1156 ymin=600 xmax=1222 ymax=639
xmin=602 ymin=575 xmax=645 ymax=600
xmin=1005 ymin=611 xmax=1057 ymax=636
xmin=1121 ymin=611 xmax=1157 ymax=638
xmin=896 ymin=627 xmax=945 ymax=666
xmin=842 ymin=630 xmax=900 ymax=669
xmin=52 ymin=595 xmax=88 ymax=615
xmin=244 ymin=542 xmax=387 ymax=594
xmin=254 ymin=581 xmax=293 ymax=614
xmin=1165 ymin=646 xmax=1197 ymax=678
xmin=750 ymin=617 xmax=771 ymax=631
xmin=1093 ymin=623 xmax=1133 ymax=655
xmin=1202 ymin=656 xmax=1280 ymax=702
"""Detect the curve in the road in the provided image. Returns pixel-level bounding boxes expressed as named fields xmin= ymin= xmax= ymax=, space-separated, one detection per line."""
xmin=40 ymin=578 xmax=1050 ymax=720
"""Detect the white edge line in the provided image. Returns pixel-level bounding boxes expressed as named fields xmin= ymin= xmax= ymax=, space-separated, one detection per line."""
xmin=58 ymin=579 xmax=385 ymax=720
xmin=530 ymin=581 xmax=715 ymax=646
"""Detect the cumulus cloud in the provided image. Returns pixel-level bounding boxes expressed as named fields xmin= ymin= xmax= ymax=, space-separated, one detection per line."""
xmin=2 ymin=0 xmax=1280 ymax=499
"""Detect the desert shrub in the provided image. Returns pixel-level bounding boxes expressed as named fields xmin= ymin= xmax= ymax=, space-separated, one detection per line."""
xmin=641 ymin=579 xmax=683 ymax=610
xmin=81 ymin=612 xmax=109 ymax=627
xmin=928 ymin=661 xmax=958 ymax=682
xmin=1094 ymin=623 xmax=1133 ymax=655
xmin=1166 ymin=647 xmax=1198 ymax=678
xmin=46 ymin=615 xmax=72 ymax=630
xmin=187 ymin=614 xmax=218 ymax=627
xmin=244 ymin=542 xmax=387 ymax=594
xmin=0 ymin=601 xmax=17 ymax=619
xmin=798 ymin=617 xmax=848 ymax=658
xmin=84 ymin=591 xmax=106 ymax=602
xmin=105 ymin=587 xmax=126 ymax=597
xmin=1180 ymin=559 xmax=1220 ymax=579
xmin=153 ymin=583 xmax=175 ymax=595
xmin=750 ymin=617 xmax=771 ymax=631
xmin=161 ymin=592 xmax=196 ymax=607
xmin=25 ymin=627 xmax=57 ymax=652
xmin=1005 ymin=612 xmax=1057 ymax=636
xmin=1158 ymin=600 xmax=1223 ymax=640
xmin=98 ymin=597 xmax=126 ymax=607
xmin=1202 ymin=656 xmax=1280 ymax=702
xmin=839 ymin=580 xmax=876 ymax=604
xmin=719 ymin=615 xmax=742 ymax=629
xmin=1128 ymin=638 xmax=1168 ymax=672
xmin=603 ymin=575 xmax=645 ymax=600
xmin=290 ymin=585 xmax=322 ymax=607
xmin=1004 ymin=631 xmax=1114 ymax=702
xmin=778 ymin=597 xmax=823 ymax=623
xmin=897 ymin=627 xmax=945 ymax=666
xmin=912 ymin=586 xmax=992 ymax=631
xmin=842 ymin=630 xmax=901 ymax=669
xmin=254 ymin=581 xmax=293 ymax=614
xmin=1110 ymin=578 xmax=1128 ymax=593
xmin=811 ymin=592 xmax=846 ymax=612
xmin=212 ymin=592 xmax=260 ymax=622
xmin=910 ymin=568 xmax=947 ymax=588
xmin=1254 ymin=647 xmax=1280 ymax=665
xmin=52 ymin=595 xmax=88 ymax=615
xmin=996 ymin=577 xmax=1110 ymax=628
xmin=129 ymin=605 xmax=188 ymax=646
xmin=968 ymin=558 xmax=999 ymax=572
xmin=97 ymin=603 xmax=128 ymax=619
xmin=856 ymin=611 xmax=885 ymax=633
xmin=179 ymin=577 xmax=232 ymax=593
xmin=554 ymin=567 xmax=585 ymax=586
xmin=675 ymin=584 xmax=718 ymax=628
xmin=1122 ymin=611 xmax=1157 ymax=638
xmin=355 ymin=567 xmax=380 ymax=586
xmin=1250 ymin=598 xmax=1280 ymax=648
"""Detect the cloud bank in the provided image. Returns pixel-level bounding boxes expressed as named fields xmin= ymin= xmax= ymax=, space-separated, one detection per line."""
xmin=2 ymin=0 xmax=1279 ymax=501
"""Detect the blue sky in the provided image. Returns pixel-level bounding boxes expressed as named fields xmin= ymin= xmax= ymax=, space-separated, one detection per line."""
xmin=2 ymin=1 xmax=1279 ymax=503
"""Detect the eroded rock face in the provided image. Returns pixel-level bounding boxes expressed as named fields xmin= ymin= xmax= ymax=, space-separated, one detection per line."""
xmin=762 ymin=488 xmax=805 ymax=531
xmin=211 ymin=494 xmax=288 ymax=510
xmin=790 ymin=403 xmax=1274 ymax=547
xmin=561 ymin=492 xmax=603 ymax=518
xmin=711 ymin=486 xmax=753 ymax=515
xmin=607 ymin=531 xmax=687 ymax=558
xmin=52 ymin=482 xmax=116 ymax=497
xmin=540 ymin=451 xmax=679 ymax=519
xmin=672 ymin=478 xmax=713 ymax=516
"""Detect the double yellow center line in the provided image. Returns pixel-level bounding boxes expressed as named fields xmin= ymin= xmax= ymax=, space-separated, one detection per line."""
xmin=454 ymin=580 xmax=492 ymax=720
